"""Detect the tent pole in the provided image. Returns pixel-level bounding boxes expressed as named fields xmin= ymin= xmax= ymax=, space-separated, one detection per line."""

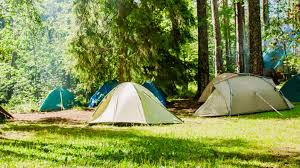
xmin=255 ymin=92 xmax=283 ymax=116
xmin=60 ymin=90 xmax=64 ymax=111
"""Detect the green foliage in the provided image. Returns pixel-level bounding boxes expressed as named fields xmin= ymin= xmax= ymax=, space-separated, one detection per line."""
xmin=262 ymin=0 xmax=300 ymax=76
xmin=283 ymin=55 xmax=300 ymax=74
xmin=0 ymin=0 xmax=42 ymax=109
xmin=219 ymin=1 xmax=236 ymax=72
xmin=1 ymin=0 xmax=300 ymax=111
xmin=70 ymin=0 xmax=196 ymax=94
xmin=263 ymin=0 xmax=299 ymax=49
xmin=0 ymin=0 xmax=77 ymax=112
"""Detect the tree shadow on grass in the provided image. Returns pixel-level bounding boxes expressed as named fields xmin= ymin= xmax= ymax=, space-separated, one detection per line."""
xmin=36 ymin=117 xmax=84 ymax=124
xmin=1 ymin=124 xmax=299 ymax=167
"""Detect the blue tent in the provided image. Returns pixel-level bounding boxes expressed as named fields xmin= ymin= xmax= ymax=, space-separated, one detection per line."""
xmin=263 ymin=47 xmax=287 ymax=71
xmin=263 ymin=25 xmax=299 ymax=71
xmin=88 ymin=80 xmax=118 ymax=108
xmin=143 ymin=81 xmax=167 ymax=106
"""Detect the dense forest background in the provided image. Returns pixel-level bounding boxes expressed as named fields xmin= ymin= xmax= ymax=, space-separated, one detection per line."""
xmin=0 ymin=0 xmax=299 ymax=112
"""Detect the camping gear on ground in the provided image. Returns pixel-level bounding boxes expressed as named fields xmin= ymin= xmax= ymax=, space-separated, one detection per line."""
xmin=0 ymin=106 xmax=13 ymax=119
xmin=280 ymin=74 xmax=300 ymax=102
xmin=195 ymin=73 xmax=294 ymax=117
xmin=89 ymin=82 xmax=182 ymax=124
xmin=88 ymin=80 xmax=118 ymax=108
xmin=39 ymin=88 xmax=75 ymax=112
xmin=142 ymin=81 xmax=167 ymax=106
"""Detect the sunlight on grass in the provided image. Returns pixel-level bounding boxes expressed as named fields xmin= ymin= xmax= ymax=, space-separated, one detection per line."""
xmin=0 ymin=105 xmax=299 ymax=167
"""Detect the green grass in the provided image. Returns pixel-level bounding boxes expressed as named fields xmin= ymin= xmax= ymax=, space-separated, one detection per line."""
xmin=0 ymin=105 xmax=300 ymax=167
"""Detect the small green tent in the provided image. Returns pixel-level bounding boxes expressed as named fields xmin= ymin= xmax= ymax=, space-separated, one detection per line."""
xmin=39 ymin=88 xmax=75 ymax=112
xmin=0 ymin=106 xmax=13 ymax=120
xmin=280 ymin=74 xmax=300 ymax=102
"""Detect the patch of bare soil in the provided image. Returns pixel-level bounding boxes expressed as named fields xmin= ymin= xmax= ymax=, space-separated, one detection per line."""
xmin=0 ymin=131 xmax=34 ymax=140
xmin=9 ymin=100 xmax=200 ymax=124
xmin=168 ymin=99 xmax=201 ymax=116
xmin=12 ymin=110 xmax=93 ymax=124
xmin=270 ymin=146 xmax=300 ymax=160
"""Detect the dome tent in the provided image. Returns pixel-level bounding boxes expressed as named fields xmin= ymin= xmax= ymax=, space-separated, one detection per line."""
xmin=88 ymin=80 xmax=118 ymax=108
xmin=142 ymin=81 xmax=167 ymax=106
xmin=39 ymin=88 xmax=75 ymax=112
xmin=0 ymin=106 xmax=13 ymax=120
xmin=195 ymin=74 xmax=293 ymax=117
xmin=89 ymin=82 xmax=182 ymax=124
xmin=280 ymin=74 xmax=300 ymax=102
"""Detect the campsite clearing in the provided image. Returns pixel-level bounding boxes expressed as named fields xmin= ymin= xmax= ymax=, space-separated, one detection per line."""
xmin=0 ymin=102 xmax=299 ymax=167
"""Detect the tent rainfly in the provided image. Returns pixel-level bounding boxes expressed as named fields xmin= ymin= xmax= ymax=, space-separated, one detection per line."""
xmin=88 ymin=80 xmax=118 ymax=108
xmin=143 ymin=81 xmax=167 ymax=106
xmin=39 ymin=88 xmax=75 ymax=112
xmin=89 ymin=82 xmax=182 ymax=124
xmin=195 ymin=74 xmax=294 ymax=117
xmin=0 ymin=106 xmax=13 ymax=120
xmin=280 ymin=74 xmax=300 ymax=102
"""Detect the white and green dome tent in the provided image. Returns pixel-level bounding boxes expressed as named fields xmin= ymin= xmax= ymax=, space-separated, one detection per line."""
xmin=195 ymin=74 xmax=294 ymax=117
xmin=89 ymin=82 xmax=182 ymax=124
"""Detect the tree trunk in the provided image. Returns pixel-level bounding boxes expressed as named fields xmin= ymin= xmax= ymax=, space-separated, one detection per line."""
xmin=11 ymin=52 xmax=17 ymax=68
xmin=262 ymin=0 xmax=269 ymax=25
xmin=211 ymin=0 xmax=223 ymax=76
xmin=64 ymin=73 xmax=71 ymax=88
xmin=117 ymin=1 xmax=127 ymax=82
xmin=170 ymin=10 xmax=181 ymax=54
xmin=288 ymin=0 xmax=292 ymax=19
xmin=297 ymin=1 xmax=300 ymax=26
xmin=119 ymin=53 xmax=126 ymax=82
xmin=235 ymin=1 xmax=245 ymax=73
xmin=223 ymin=0 xmax=231 ymax=71
xmin=195 ymin=0 xmax=209 ymax=98
xmin=248 ymin=0 xmax=263 ymax=75
xmin=126 ymin=57 xmax=131 ymax=81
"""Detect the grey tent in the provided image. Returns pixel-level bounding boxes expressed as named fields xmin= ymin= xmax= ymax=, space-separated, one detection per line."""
xmin=0 ymin=106 xmax=13 ymax=120
xmin=195 ymin=74 xmax=294 ymax=117
xmin=199 ymin=73 xmax=237 ymax=103
xmin=89 ymin=82 xmax=182 ymax=124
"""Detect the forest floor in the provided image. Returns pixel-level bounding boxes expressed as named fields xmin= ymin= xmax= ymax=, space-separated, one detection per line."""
xmin=12 ymin=99 xmax=201 ymax=123
xmin=0 ymin=101 xmax=299 ymax=167
xmin=12 ymin=110 xmax=92 ymax=124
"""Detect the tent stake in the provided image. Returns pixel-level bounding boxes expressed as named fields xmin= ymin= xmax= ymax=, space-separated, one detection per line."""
xmin=256 ymin=92 xmax=283 ymax=116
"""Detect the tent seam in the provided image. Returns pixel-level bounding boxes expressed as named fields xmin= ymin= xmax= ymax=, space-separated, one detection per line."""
xmin=227 ymin=80 xmax=233 ymax=116
xmin=132 ymin=84 xmax=147 ymax=124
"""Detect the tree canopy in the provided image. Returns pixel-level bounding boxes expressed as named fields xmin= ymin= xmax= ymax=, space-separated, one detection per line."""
xmin=0 ymin=0 xmax=299 ymax=111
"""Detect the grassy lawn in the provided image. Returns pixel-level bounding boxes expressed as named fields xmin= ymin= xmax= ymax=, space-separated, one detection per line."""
xmin=0 ymin=104 xmax=300 ymax=167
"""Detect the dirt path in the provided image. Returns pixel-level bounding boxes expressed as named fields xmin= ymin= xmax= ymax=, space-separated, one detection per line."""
xmin=168 ymin=99 xmax=201 ymax=116
xmin=12 ymin=110 xmax=93 ymax=124
xmin=10 ymin=99 xmax=200 ymax=124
